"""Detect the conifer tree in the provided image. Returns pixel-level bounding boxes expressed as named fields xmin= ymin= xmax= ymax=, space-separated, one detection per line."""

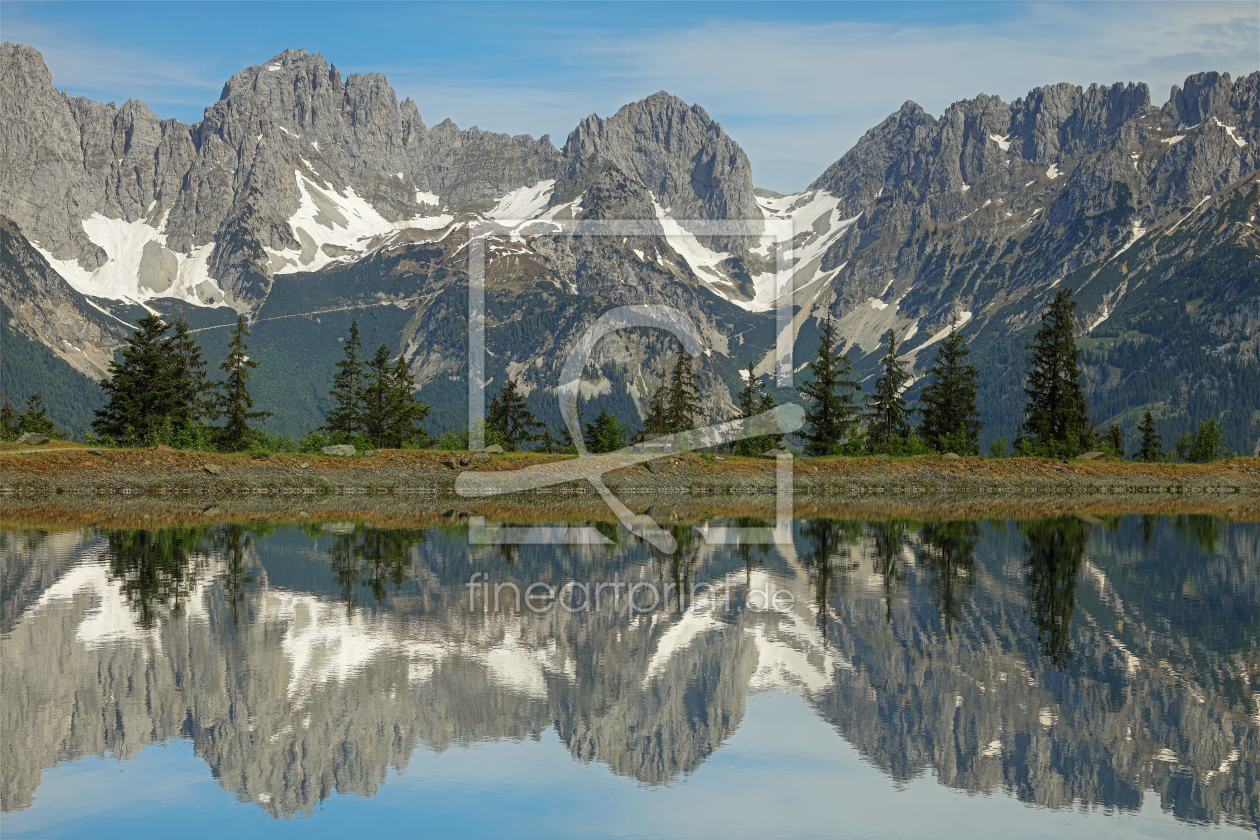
xmin=641 ymin=368 xmax=671 ymax=435
xmin=359 ymin=345 xmax=396 ymax=448
xmin=584 ymin=408 xmax=631 ymax=453
xmin=733 ymin=372 xmax=777 ymax=456
xmin=1175 ymin=418 xmax=1226 ymax=463
xmin=325 ymin=320 xmax=364 ymax=441
xmin=1016 ymin=288 xmax=1092 ymax=459
xmin=387 ymin=354 xmax=431 ymax=448
xmin=917 ymin=318 xmax=983 ymax=454
xmin=1103 ymin=424 xmax=1124 ymax=458
xmin=358 ymin=346 xmax=431 ymax=448
xmin=799 ymin=315 xmax=861 ymax=456
xmin=94 ymin=314 xmax=182 ymax=445
xmin=538 ymin=427 xmax=563 ymax=454
xmin=487 ymin=379 xmax=544 ymax=450
xmin=170 ymin=320 xmax=212 ymax=426
xmin=664 ymin=349 xmax=704 ymax=433
xmin=214 ymin=316 xmax=271 ymax=451
xmin=641 ymin=348 xmax=705 ymax=436
xmin=0 ymin=401 xmax=17 ymax=441
xmin=1135 ymin=411 xmax=1163 ymax=462
xmin=864 ymin=329 xmax=912 ymax=452
xmin=16 ymin=393 xmax=58 ymax=437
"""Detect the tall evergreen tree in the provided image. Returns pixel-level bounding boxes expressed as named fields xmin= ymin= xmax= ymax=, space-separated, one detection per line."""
xmin=357 ymin=345 xmax=431 ymax=448
xmin=1016 ymin=288 xmax=1092 ymax=459
xmin=733 ymin=372 xmax=777 ymax=457
xmin=93 ymin=314 xmax=182 ymax=445
xmin=1103 ymin=424 xmax=1124 ymax=458
xmin=325 ymin=320 xmax=364 ymax=441
xmin=917 ymin=318 xmax=983 ymax=454
xmin=170 ymin=320 xmax=212 ymax=427
xmin=799 ymin=315 xmax=861 ymax=456
xmin=487 ymin=379 xmax=544 ymax=450
xmin=641 ymin=367 xmax=671 ymax=435
xmin=0 ymin=400 xmax=17 ymax=441
xmin=864 ymin=329 xmax=912 ymax=452
xmin=359 ymin=345 xmax=396 ymax=449
xmin=386 ymin=354 xmax=431 ymax=448
xmin=664 ymin=349 xmax=704 ymax=433
xmin=584 ymin=408 xmax=631 ymax=453
xmin=16 ymin=393 xmax=58 ymax=437
xmin=1175 ymin=418 xmax=1226 ymax=463
xmin=1135 ymin=411 xmax=1164 ymax=462
xmin=641 ymin=348 xmax=705 ymax=436
xmin=214 ymin=316 xmax=271 ymax=451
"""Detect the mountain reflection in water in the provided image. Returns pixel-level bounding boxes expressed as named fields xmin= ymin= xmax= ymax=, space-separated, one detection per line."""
xmin=1 ymin=514 xmax=1257 ymax=835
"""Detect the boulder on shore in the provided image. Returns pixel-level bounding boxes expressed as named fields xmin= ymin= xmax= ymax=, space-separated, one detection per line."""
xmin=14 ymin=433 xmax=49 ymax=445
xmin=484 ymin=444 xmax=505 ymax=454
xmin=321 ymin=445 xmax=356 ymax=457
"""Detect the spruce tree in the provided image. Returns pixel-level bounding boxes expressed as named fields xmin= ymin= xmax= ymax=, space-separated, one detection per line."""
xmin=1017 ymin=288 xmax=1092 ymax=459
xmin=93 ymin=314 xmax=181 ymax=445
xmin=864 ymin=329 xmax=912 ymax=452
xmin=663 ymin=349 xmax=704 ymax=433
xmin=359 ymin=345 xmax=395 ymax=448
xmin=733 ymin=372 xmax=777 ymax=457
xmin=16 ymin=393 xmax=58 ymax=437
xmin=386 ymin=354 xmax=430 ymax=448
xmin=641 ymin=348 xmax=704 ymax=436
xmin=325 ymin=320 xmax=364 ymax=442
xmin=214 ymin=316 xmax=271 ymax=451
xmin=584 ymin=408 xmax=631 ymax=453
xmin=917 ymin=318 xmax=983 ymax=454
xmin=1104 ymin=424 xmax=1124 ymax=458
xmin=0 ymin=401 xmax=17 ymax=441
xmin=799 ymin=315 xmax=861 ymax=456
xmin=357 ymin=345 xmax=431 ymax=449
xmin=170 ymin=320 xmax=212 ymax=427
xmin=1136 ymin=411 xmax=1163 ymax=462
xmin=487 ymin=379 xmax=544 ymax=450
xmin=641 ymin=368 xmax=671 ymax=435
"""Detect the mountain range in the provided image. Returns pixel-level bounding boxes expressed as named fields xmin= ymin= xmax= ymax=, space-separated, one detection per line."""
xmin=3 ymin=519 xmax=1257 ymax=824
xmin=1 ymin=42 xmax=1257 ymax=450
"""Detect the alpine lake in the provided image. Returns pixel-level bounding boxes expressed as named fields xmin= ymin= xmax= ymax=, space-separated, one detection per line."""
xmin=2 ymin=496 xmax=1257 ymax=839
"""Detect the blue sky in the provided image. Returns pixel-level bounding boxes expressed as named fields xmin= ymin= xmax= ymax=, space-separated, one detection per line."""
xmin=4 ymin=1 xmax=1257 ymax=192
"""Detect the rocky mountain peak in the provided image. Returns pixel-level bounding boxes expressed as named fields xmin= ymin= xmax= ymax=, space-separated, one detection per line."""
xmin=1164 ymin=70 xmax=1260 ymax=130
xmin=554 ymin=89 xmax=759 ymax=250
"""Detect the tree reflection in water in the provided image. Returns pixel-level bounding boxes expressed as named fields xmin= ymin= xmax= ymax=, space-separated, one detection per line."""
xmin=917 ymin=520 xmax=980 ymax=636
xmin=324 ymin=524 xmax=428 ymax=609
xmin=1019 ymin=516 xmax=1089 ymax=668
xmin=104 ymin=527 xmax=213 ymax=628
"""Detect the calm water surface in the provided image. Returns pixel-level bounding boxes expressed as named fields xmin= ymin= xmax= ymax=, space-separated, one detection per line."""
xmin=1 ymin=514 xmax=1257 ymax=838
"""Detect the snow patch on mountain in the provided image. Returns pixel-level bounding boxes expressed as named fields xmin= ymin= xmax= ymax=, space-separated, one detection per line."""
xmin=904 ymin=311 xmax=973 ymax=361
xmin=268 ymin=174 xmax=454 ymax=275
xmin=1214 ymin=117 xmax=1248 ymax=148
xmin=747 ymin=191 xmax=860 ymax=312
xmin=32 ymin=214 xmax=227 ymax=307
xmin=487 ymin=179 xmax=556 ymax=220
xmin=989 ymin=133 xmax=1012 ymax=151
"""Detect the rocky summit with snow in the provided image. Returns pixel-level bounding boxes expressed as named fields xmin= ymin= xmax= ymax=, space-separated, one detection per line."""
xmin=1 ymin=42 xmax=1257 ymax=450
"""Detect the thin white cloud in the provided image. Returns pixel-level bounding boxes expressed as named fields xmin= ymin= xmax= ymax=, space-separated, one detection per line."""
xmin=3 ymin=20 xmax=224 ymax=115
xmin=562 ymin=2 xmax=1258 ymax=189
xmin=5 ymin=2 xmax=1256 ymax=193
